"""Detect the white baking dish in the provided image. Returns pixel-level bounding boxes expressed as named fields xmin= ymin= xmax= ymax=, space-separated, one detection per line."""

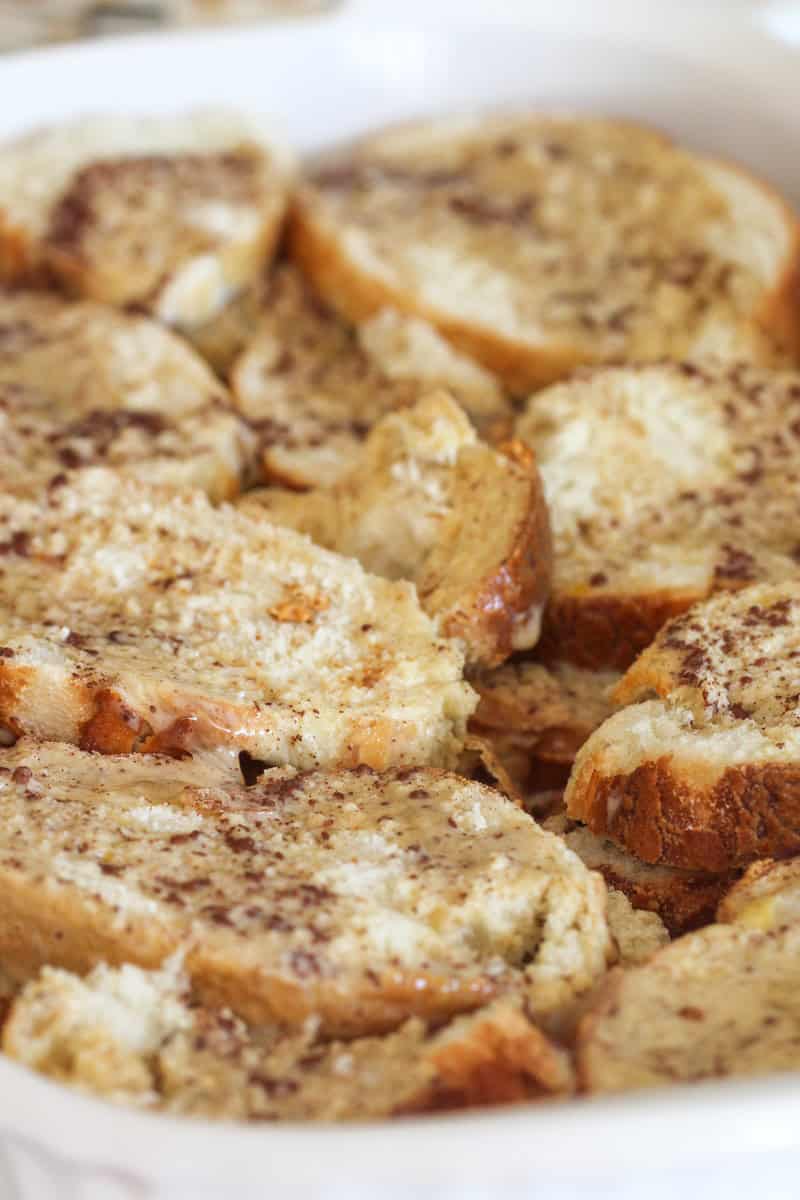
xmin=2 ymin=3 xmax=800 ymax=1196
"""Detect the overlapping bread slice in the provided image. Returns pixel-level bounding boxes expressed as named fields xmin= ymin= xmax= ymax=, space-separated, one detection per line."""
xmin=231 ymin=264 xmax=511 ymax=489
xmin=577 ymin=920 xmax=800 ymax=1094
xmin=291 ymin=115 xmax=800 ymax=393
xmin=0 ymin=289 xmax=253 ymax=500
xmin=3 ymin=959 xmax=573 ymax=1119
xmin=0 ymin=740 xmax=612 ymax=1037
xmin=544 ymin=814 xmax=734 ymax=936
xmin=516 ymin=360 xmax=800 ymax=669
xmin=240 ymin=393 xmax=551 ymax=667
xmin=566 ymin=582 xmax=800 ymax=872
xmin=470 ymin=660 xmax=619 ymax=793
xmin=717 ymin=857 xmax=800 ymax=928
xmin=0 ymin=112 xmax=290 ymax=334
xmin=0 ymin=470 xmax=474 ymax=770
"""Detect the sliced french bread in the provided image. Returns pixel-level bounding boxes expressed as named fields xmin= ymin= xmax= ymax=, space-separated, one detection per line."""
xmin=516 ymin=360 xmax=800 ymax=669
xmin=0 ymin=111 xmax=290 ymax=332
xmin=0 ymin=469 xmax=474 ymax=770
xmin=239 ymin=393 xmax=551 ymax=667
xmin=577 ymin=923 xmax=800 ymax=1093
xmin=291 ymin=115 xmax=800 ymax=392
xmin=231 ymin=264 xmax=510 ymax=489
xmin=567 ymin=582 xmax=800 ymax=871
xmin=0 ymin=740 xmax=612 ymax=1035
xmin=0 ymin=289 xmax=253 ymax=500
xmin=3 ymin=959 xmax=573 ymax=1119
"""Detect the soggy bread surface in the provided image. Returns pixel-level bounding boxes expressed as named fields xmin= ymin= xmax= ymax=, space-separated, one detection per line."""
xmin=231 ymin=264 xmax=510 ymax=489
xmin=578 ymin=923 xmax=800 ymax=1093
xmin=241 ymin=393 xmax=551 ymax=666
xmin=0 ymin=289 xmax=253 ymax=501
xmin=4 ymin=959 xmax=573 ymax=1120
xmin=0 ymin=111 xmax=290 ymax=330
xmin=517 ymin=360 xmax=800 ymax=669
xmin=0 ymin=470 xmax=474 ymax=770
xmin=291 ymin=115 xmax=800 ymax=391
xmin=0 ymin=740 xmax=611 ymax=1035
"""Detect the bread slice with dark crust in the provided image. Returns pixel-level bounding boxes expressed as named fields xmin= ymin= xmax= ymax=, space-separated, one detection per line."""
xmin=469 ymin=660 xmax=619 ymax=793
xmin=239 ymin=393 xmax=551 ymax=667
xmin=3 ymin=960 xmax=573 ymax=1119
xmin=291 ymin=115 xmax=800 ymax=393
xmin=544 ymin=814 xmax=734 ymax=936
xmin=516 ymin=360 xmax=800 ymax=670
xmin=577 ymin=923 xmax=800 ymax=1094
xmin=0 ymin=470 xmax=474 ymax=771
xmin=0 ymin=289 xmax=254 ymax=500
xmin=0 ymin=740 xmax=612 ymax=1037
xmin=0 ymin=112 xmax=290 ymax=334
xmin=231 ymin=264 xmax=510 ymax=489
xmin=567 ymin=582 xmax=800 ymax=872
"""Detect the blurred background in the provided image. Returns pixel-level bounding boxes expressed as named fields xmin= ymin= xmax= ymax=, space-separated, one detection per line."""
xmin=0 ymin=0 xmax=337 ymax=50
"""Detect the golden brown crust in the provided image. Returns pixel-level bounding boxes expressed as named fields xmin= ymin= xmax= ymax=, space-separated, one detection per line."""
xmin=538 ymin=589 xmax=705 ymax=672
xmin=424 ymin=443 xmax=552 ymax=667
xmin=568 ymin=756 xmax=800 ymax=873
xmin=589 ymin=855 xmax=733 ymax=937
xmin=734 ymin=161 xmax=800 ymax=362
xmin=402 ymin=1000 xmax=574 ymax=1111
xmin=288 ymin=203 xmax=582 ymax=394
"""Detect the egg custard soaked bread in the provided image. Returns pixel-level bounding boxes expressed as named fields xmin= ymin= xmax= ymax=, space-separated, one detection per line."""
xmin=240 ymin=393 xmax=551 ymax=667
xmin=0 ymin=470 xmax=474 ymax=770
xmin=577 ymin=921 xmax=800 ymax=1094
xmin=0 ymin=740 xmax=612 ymax=1036
xmin=516 ymin=360 xmax=800 ymax=670
xmin=0 ymin=290 xmax=253 ymax=501
xmin=231 ymin=264 xmax=511 ymax=490
xmin=291 ymin=115 xmax=800 ymax=392
xmin=3 ymin=961 xmax=573 ymax=1119
xmin=566 ymin=582 xmax=800 ymax=872
xmin=0 ymin=112 xmax=290 ymax=336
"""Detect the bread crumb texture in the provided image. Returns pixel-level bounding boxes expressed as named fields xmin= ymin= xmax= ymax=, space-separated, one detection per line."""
xmin=0 ymin=741 xmax=611 ymax=1036
xmin=0 ymin=111 xmax=291 ymax=329
xmin=293 ymin=116 xmax=797 ymax=389
xmin=517 ymin=361 xmax=800 ymax=668
xmin=579 ymin=923 xmax=800 ymax=1092
xmin=232 ymin=265 xmax=509 ymax=489
xmin=0 ymin=470 xmax=474 ymax=770
xmin=241 ymin=392 xmax=551 ymax=666
xmin=4 ymin=957 xmax=573 ymax=1120
xmin=0 ymin=289 xmax=254 ymax=501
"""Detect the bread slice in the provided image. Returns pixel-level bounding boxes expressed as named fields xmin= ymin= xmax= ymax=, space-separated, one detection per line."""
xmin=239 ymin=393 xmax=551 ymax=667
xmin=544 ymin=814 xmax=734 ymax=936
xmin=516 ymin=360 xmax=800 ymax=669
xmin=470 ymin=660 xmax=619 ymax=793
xmin=0 ymin=740 xmax=612 ymax=1035
xmin=717 ymin=858 xmax=800 ymax=929
xmin=0 ymin=469 xmax=474 ymax=770
xmin=231 ymin=264 xmax=511 ymax=489
xmin=290 ymin=115 xmax=800 ymax=392
xmin=0 ymin=289 xmax=254 ymax=500
xmin=0 ymin=112 xmax=290 ymax=332
xmin=3 ymin=960 xmax=573 ymax=1119
xmin=577 ymin=923 xmax=800 ymax=1094
xmin=604 ymin=890 xmax=669 ymax=966
xmin=566 ymin=582 xmax=800 ymax=872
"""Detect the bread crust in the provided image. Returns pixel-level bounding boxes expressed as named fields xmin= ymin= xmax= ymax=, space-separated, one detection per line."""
xmin=537 ymin=589 xmax=706 ymax=672
xmin=568 ymin=756 xmax=800 ymax=873
xmin=289 ymin=203 xmax=583 ymax=394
